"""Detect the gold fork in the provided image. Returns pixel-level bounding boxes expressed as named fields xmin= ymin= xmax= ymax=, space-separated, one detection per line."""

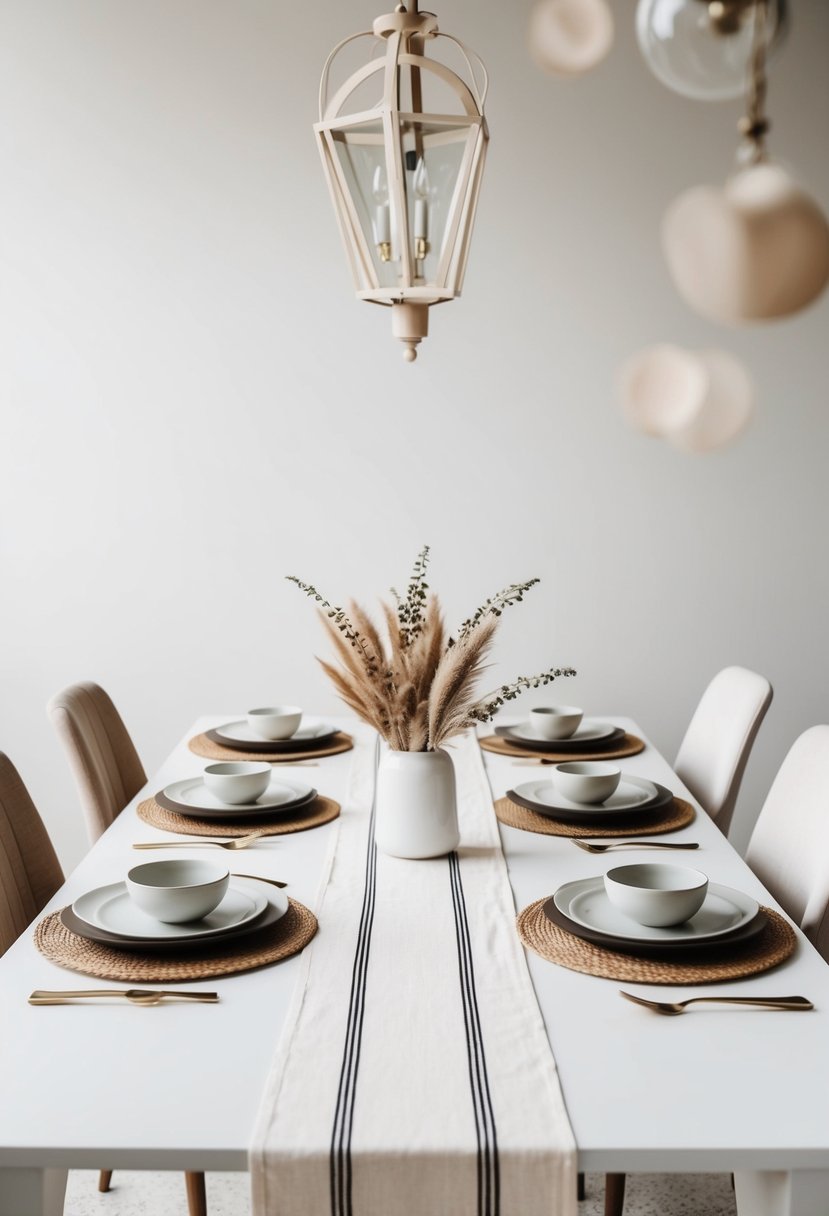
xmin=619 ymin=990 xmax=813 ymax=1016
xmin=29 ymin=989 xmax=219 ymax=1006
xmin=570 ymin=839 xmax=699 ymax=853
xmin=132 ymin=831 xmax=273 ymax=851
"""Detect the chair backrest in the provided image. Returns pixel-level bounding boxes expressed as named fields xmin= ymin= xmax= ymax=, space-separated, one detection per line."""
xmin=0 ymin=753 xmax=63 ymax=955
xmin=674 ymin=665 xmax=773 ymax=836
xmin=47 ymin=681 xmax=146 ymax=843
xmin=746 ymin=726 xmax=829 ymax=962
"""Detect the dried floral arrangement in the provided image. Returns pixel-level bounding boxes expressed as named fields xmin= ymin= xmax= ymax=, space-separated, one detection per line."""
xmin=287 ymin=547 xmax=575 ymax=752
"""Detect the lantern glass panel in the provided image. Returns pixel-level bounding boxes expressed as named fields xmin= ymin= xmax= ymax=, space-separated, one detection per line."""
xmin=329 ymin=120 xmax=398 ymax=288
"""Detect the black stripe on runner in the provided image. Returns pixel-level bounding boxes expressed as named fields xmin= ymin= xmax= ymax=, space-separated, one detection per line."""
xmin=330 ymin=739 xmax=380 ymax=1216
xmin=449 ymin=849 xmax=500 ymax=1216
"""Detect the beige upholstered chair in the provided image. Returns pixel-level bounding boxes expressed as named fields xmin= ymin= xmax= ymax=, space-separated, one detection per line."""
xmin=46 ymin=683 xmax=207 ymax=1216
xmin=746 ymin=725 xmax=829 ymax=962
xmin=674 ymin=665 xmax=773 ymax=837
xmin=0 ymin=752 xmax=63 ymax=956
xmin=47 ymin=681 xmax=147 ymax=843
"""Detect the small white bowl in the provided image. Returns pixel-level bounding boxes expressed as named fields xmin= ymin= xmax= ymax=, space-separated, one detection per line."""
xmin=247 ymin=705 xmax=303 ymax=740
xmin=529 ymin=706 xmax=583 ymax=740
xmin=604 ymin=864 xmax=709 ymax=928
xmin=203 ymin=761 xmax=271 ymax=805
xmin=126 ymin=860 xmax=230 ymax=924
xmin=552 ymin=761 xmax=621 ymax=804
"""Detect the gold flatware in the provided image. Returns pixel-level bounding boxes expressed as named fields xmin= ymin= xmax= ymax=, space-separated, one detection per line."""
xmin=571 ymin=840 xmax=699 ymax=854
xmin=619 ymin=990 xmax=813 ymax=1016
xmin=231 ymin=873 xmax=287 ymax=888
xmin=29 ymin=989 xmax=219 ymax=1006
xmin=132 ymin=831 xmax=273 ymax=851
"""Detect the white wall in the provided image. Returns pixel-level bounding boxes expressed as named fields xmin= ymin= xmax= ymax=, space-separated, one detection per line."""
xmin=1 ymin=0 xmax=827 ymax=871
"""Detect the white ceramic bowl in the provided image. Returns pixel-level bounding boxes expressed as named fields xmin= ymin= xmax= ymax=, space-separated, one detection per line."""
xmin=203 ymin=761 xmax=271 ymax=805
xmin=552 ymin=761 xmax=621 ymax=804
xmin=529 ymin=706 xmax=583 ymax=740
xmin=247 ymin=705 xmax=303 ymax=740
xmin=604 ymin=864 xmax=709 ymax=928
xmin=126 ymin=860 xmax=230 ymax=924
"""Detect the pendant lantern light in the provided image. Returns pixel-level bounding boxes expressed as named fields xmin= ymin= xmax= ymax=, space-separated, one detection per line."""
xmin=314 ymin=2 xmax=489 ymax=361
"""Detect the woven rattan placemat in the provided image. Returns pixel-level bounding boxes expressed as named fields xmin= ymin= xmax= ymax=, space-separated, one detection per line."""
xmin=34 ymin=898 xmax=317 ymax=983
xmin=517 ymin=898 xmax=796 ymax=985
xmin=189 ymin=732 xmax=353 ymax=763
xmin=137 ymin=794 xmax=340 ymax=838
xmin=479 ymin=733 xmax=645 ymax=762
xmin=495 ymin=795 xmax=695 ymax=838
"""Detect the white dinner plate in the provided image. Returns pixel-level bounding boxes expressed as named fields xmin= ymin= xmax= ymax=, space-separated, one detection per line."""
xmin=212 ymin=720 xmax=335 ymax=747
xmin=512 ymin=776 xmax=662 ymax=816
xmin=502 ymin=720 xmax=620 ymax=745
xmin=72 ymin=879 xmax=276 ymax=941
xmin=553 ymin=877 xmax=760 ymax=944
xmin=160 ymin=775 xmax=313 ymax=815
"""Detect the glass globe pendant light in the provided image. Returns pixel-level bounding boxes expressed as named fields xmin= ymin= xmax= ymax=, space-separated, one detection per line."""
xmin=314 ymin=1 xmax=489 ymax=361
xmin=636 ymin=0 xmax=786 ymax=100
xmin=661 ymin=0 xmax=829 ymax=323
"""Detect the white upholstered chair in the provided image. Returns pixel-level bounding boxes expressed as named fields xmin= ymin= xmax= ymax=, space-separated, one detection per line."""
xmin=674 ymin=665 xmax=773 ymax=837
xmin=746 ymin=725 xmax=829 ymax=962
xmin=47 ymin=681 xmax=147 ymax=843
xmin=598 ymin=666 xmax=773 ymax=1216
xmin=46 ymin=682 xmax=207 ymax=1216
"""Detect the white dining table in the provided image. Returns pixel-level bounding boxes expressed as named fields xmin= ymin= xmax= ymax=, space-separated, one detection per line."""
xmin=1 ymin=715 xmax=828 ymax=1216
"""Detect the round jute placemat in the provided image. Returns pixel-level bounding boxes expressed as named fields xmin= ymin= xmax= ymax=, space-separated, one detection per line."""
xmin=517 ymin=898 xmax=796 ymax=985
xmin=495 ymin=795 xmax=695 ymax=838
xmin=188 ymin=732 xmax=353 ymax=763
xmin=137 ymin=794 xmax=340 ymax=838
xmin=34 ymin=899 xmax=317 ymax=983
xmin=479 ymin=733 xmax=645 ymax=762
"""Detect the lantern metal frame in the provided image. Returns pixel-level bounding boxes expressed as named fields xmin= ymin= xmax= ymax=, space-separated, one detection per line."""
xmin=314 ymin=2 xmax=489 ymax=360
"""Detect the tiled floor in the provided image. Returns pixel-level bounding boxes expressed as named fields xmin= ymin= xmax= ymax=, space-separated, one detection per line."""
xmin=64 ymin=1168 xmax=738 ymax=1215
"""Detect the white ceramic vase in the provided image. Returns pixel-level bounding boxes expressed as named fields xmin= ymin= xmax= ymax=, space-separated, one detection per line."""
xmin=374 ymin=748 xmax=460 ymax=860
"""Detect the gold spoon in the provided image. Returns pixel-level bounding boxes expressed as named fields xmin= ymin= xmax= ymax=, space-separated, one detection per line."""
xmin=29 ymin=989 xmax=219 ymax=1006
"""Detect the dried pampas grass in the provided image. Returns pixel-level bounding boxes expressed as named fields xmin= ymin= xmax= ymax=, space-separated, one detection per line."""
xmin=288 ymin=547 xmax=575 ymax=751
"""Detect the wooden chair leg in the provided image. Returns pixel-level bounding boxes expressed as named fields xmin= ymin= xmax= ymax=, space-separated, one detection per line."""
xmin=98 ymin=1170 xmax=113 ymax=1193
xmin=577 ymin=1171 xmax=586 ymax=1200
xmin=185 ymin=1171 xmax=207 ymax=1216
xmin=604 ymin=1172 xmax=626 ymax=1216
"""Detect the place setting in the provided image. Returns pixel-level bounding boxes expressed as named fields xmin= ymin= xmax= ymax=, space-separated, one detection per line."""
xmin=495 ymin=758 xmax=697 ymax=838
xmin=34 ymin=857 xmax=318 ymax=985
xmin=479 ymin=704 xmax=646 ymax=762
xmin=517 ymin=860 xmax=798 ymax=986
xmin=136 ymin=759 xmax=342 ymax=840
xmin=188 ymin=704 xmax=354 ymax=763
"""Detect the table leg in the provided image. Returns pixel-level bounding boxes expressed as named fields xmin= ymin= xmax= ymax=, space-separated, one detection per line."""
xmin=0 ymin=1168 xmax=67 ymax=1216
xmin=735 ymin=1170 xmax=829 ymax=1216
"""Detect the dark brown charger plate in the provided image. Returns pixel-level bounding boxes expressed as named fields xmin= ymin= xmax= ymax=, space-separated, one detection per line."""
xmin=542 ymin=896 xmax=768 ymax=959
xmin=205 ymin=727 xmax=344 ymax=755
xmin=154 ymin=786 xmax=318 ymax=821
xmin=61 ymin=896 xmax=287 ymax=954
xmin=494 ymin=724 xmax=626 ymax=753
xmin=506 ymin=781 xmax=674 ymax=826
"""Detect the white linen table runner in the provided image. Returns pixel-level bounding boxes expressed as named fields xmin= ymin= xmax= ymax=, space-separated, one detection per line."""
xmin=251 ymin=726 xmax=576 ymax=1216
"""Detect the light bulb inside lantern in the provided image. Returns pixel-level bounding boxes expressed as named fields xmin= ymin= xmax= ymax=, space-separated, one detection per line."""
xmin=635 ymin=0 xmax=787 ymax=101
xmin=413 ymin=158 xmax=430 ymax=263
xmin=372 ymin=165 xmax=392 ymax=262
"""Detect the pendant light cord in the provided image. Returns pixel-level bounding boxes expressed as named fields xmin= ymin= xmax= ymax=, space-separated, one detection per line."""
xmin=738 ymin=0 xmax=770 ymax=164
